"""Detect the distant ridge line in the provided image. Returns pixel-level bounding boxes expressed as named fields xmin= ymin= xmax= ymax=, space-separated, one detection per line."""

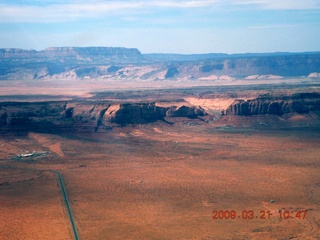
xmin=0 ymin=46 xmax=319 ymax=60
xmin=0 ymin=46 xmax=142 ymax=59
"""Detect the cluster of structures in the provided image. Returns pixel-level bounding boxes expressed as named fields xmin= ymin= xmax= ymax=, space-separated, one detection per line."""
xmin=16 ymin=151 xmax=49 ymax=159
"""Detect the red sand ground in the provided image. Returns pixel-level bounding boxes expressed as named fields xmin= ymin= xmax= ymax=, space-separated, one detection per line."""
xmin=0 ymin=169 xmax=72 ymax=240
xmin=1 ymin=121 xmax=320 ymax=240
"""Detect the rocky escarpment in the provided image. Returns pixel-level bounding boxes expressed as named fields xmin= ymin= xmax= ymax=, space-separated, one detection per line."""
xmin=166 ymin=105 xmax=206 ymax=118
xmin=65 ymin=103 xmax=206 ymax=127
xmin=1 ymin=93 xmax=320 ymax=135
xmin=0 ymin=47 xmax=144 ymax=79
xmin=198 ymin=54 xmax=320 ymax=77
xmin=224 ymin=93 xmax=320 ymax=116
xmin=0 ymin=101 xmax=207 ymax=134
xmin=0 ymin=102 xmax=67 ymax=135
xmin=0 ymin=47 xmax=142 ymax=60
xmin=64 ymin=102 xmax=167 ymax=126
xmin=102 ymin=103 xmax=167 ymax=125
xmin=0 ymin=47 xmax=319 ymax=80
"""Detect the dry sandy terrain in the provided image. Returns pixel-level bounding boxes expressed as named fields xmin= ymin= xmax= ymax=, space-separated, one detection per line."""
xmin=0 ymin=78 xmax=311 ymax=98
xmin=0 ymin=168 xmax=72 ymax=240
xmin=1 ymin=118 xmax=320 ymax=239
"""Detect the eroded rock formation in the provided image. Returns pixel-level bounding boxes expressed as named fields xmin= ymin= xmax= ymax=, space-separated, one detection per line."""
xmin=1 ymin=93 xmax=319 ymax=134
xmin=1 ymin=47 xmax=319 ymax=79
xmin=166 ymin=105 xmax=206 ymax=118
xmin=102 ymin=103 xmax=167 ymax=125
xmin=0 ymin=47 xmax=142 ymax=60
xmin=224 ymin=93 xmax=320 ymax=116
xmin=0 ymin=101 xmax=207 ymax=133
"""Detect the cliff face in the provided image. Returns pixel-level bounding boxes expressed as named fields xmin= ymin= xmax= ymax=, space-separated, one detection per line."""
xmin=166 ymin=106 xmax=206 ymax=118
xmin=224 ymin=93 xmax=320 ymax=116
xmin=0 ymin=101 xmax=206 ymax=133
xmin=1 ymin=93 xmax=320 ymax=133
xmin=0 ymin=47 xmax=142 ymax=60
xmin=0 ymin=48 xmax=38 ymax=58
xmin=0 ymin=47 xmax=319 ymax=80
xmin=171 ymin=54 xmax=320 ymax=79
xmin=66 ymin=103 xmax=205 ymax=126
xmin=220 ymin=55 xmax=320 ymax=77
xmin=102 ymin=103 xmax=167 ymax=125
xmin=0 ymin=102 xmax=65 ymax=131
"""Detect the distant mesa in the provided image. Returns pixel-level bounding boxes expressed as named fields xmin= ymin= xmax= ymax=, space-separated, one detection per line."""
xmin=0 ymin=47 xmax=141 ymax=59
xmin=0 ymin=100 xmax=210 ymax=132
xmin=0 ymin=47 xmax=320 ymax=80
xmin=67 ymin=103 xmax=206 ymax=126
xmin=0 ymin=92 xmax=320 ymax=133
xmin=166 ymin=105 xmax=206 ymax=118
xmin=224 ymin=93 xmax=320 ymax=116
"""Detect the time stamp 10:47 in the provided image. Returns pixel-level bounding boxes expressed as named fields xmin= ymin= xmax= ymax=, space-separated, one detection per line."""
xmin=212 ymin=210 xmax=308 ymax=220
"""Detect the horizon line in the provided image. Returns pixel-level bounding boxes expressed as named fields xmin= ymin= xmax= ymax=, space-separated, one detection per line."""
xmin=1 ymin=46 xmax=320 ymax=56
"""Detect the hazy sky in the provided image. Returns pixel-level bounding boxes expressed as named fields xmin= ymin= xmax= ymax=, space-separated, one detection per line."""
xmin=0 ymin=0 xmax=320 ymax=54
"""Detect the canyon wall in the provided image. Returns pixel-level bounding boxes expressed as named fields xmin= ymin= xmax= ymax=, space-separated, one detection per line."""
xmin=1 ymin=93 xmax=320 ymax=134
xmin=0 ymin=47 xmax=142 ymax=60
xmin=224 ymin=93 xmax=320 ymax=116
xmin=0 ymin=101 xmax=207 ymax=133
xmin=0 ymin=47 xmax=319 ymax=79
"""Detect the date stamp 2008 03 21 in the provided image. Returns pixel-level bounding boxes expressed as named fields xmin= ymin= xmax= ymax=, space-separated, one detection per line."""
xmin=212 ymin=210 xmax=308 ymax=220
